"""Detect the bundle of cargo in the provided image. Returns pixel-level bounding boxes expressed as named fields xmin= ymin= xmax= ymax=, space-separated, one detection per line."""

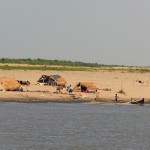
xmin=0 ymin=77 xmax=21 ymax=91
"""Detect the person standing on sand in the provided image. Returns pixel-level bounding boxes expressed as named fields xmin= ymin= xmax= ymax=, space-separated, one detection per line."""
xmin=95 ymin=89 xmax=99 ymax=100
xmin=26 ymin=80 xmax=30 ymax=92
xmin=78 ymin=85 xmax=81 ymax=96
xmin=115 ymin=94 xmax=118 ymax=102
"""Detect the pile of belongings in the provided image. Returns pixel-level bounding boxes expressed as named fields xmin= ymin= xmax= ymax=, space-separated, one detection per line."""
xmin=0 ymin=77 xmax=21 ymax=91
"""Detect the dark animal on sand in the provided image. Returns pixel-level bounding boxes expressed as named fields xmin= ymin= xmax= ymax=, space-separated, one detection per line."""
xmin=17 ymin=80 xmax=30 ymax=86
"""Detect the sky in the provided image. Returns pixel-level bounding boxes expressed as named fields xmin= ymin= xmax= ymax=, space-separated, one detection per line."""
xmin=0 ymin=0 xmax=150 ymax=66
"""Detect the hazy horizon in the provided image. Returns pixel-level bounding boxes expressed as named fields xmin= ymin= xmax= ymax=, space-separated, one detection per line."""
xmin=1 ymin=0 xmax=150 ymax=66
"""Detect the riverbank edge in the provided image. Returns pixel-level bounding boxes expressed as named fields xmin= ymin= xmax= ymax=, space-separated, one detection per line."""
xmin=0 ymin=94 xmax=147 ymax=104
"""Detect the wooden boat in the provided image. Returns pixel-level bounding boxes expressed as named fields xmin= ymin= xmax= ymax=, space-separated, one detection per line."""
xmin=130 ymin=98 xmax=144 ymax=105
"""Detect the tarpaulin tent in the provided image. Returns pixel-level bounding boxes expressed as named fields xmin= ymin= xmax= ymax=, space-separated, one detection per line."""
xmin=37 ymin=74 xmax=67 ymax=87
xmin=73 ymin=82 xmax=97 ymax=93
xmin=50 ymin=75 xmax=67 ymax=87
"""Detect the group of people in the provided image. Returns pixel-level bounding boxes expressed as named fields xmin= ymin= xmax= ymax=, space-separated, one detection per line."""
xmin=56 ymin=85 xmax=73 ymax=94
xmin=57 ymin=86 xmax=118 ymax=101
xmin=56 ymin=85 xmax=144 ymax=103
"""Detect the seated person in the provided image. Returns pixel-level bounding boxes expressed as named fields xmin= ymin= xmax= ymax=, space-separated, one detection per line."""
xmin=68 ymin=85 xmax=73 ymax=94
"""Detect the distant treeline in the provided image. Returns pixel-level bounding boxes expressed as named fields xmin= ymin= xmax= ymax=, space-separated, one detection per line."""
xmin=0 ymin=58 xmax=150 ymax=73
xmin=0 ymin=58 xmax=122 ymax=67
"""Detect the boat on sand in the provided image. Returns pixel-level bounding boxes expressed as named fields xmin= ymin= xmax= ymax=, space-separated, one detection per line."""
xmin=130 ymin=98 xmax=144 ymax=105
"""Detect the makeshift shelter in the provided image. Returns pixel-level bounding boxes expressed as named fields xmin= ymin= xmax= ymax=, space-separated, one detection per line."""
xmin=73 ymin=82 xmax=97 ymax=93
xmin=37 ymin=75 xmax=50 ymax=84
xmin=37 ymin=75 xmax=67 ymax=87
xmin=0 ymin=77 xmax=21 ymax=91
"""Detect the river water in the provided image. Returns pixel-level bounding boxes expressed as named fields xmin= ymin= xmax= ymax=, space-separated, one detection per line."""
xmin=0 ymin=102 xmax=150 ymax=150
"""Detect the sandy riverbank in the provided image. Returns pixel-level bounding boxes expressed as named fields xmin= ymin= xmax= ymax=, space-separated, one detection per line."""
xmin=0 ymin=70 xmax=150 ymax=103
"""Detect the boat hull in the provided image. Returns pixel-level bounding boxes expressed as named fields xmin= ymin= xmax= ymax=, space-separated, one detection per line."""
xmin=130 ymin=99 xmax=144 ymax=105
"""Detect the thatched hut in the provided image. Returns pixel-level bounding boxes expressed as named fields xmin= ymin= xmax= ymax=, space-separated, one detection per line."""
xmin=37 ymin=75 xmax=67 ymax=87
xmin=73 ymin=82 xmax=97 ymax=93
xmin=0 ymin=77 xmax=21 ymax=91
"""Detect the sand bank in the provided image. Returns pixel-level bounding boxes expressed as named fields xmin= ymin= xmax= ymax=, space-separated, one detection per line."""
xmin=0 ymin=70 xmax=150 ymax=103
